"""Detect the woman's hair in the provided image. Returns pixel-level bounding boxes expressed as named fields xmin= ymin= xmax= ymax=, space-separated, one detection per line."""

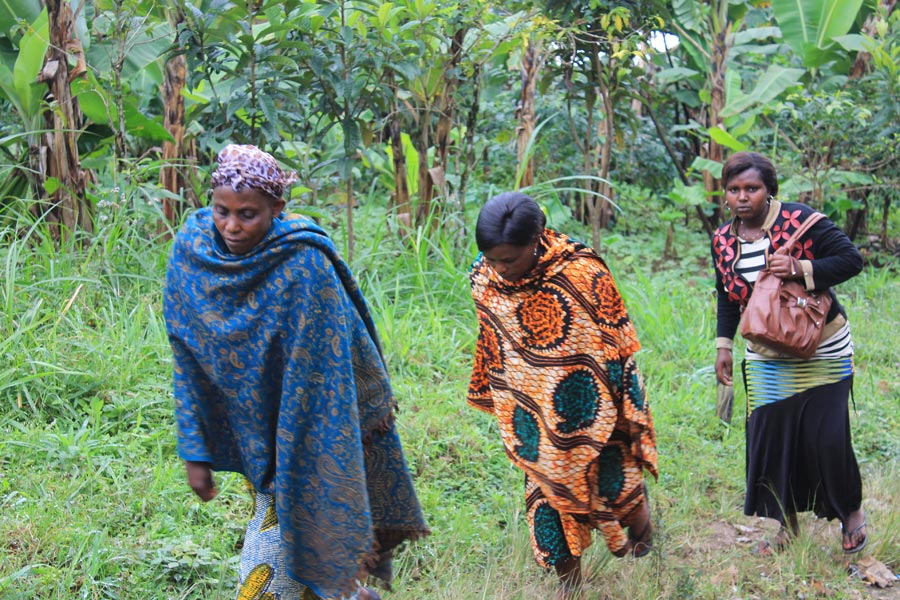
xmin=721 ymin=151 xmax=779 ymax=197
xmin=475 ymin=192 xmax=546 ymax=251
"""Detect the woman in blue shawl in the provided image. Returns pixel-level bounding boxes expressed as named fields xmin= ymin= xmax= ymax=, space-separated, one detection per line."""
xmin=164 ymin=145 xmax=428 ymax=600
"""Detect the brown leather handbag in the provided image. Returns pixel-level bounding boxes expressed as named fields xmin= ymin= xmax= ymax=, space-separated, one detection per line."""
xmin=739 ymin=212 xmax=833 ymax=359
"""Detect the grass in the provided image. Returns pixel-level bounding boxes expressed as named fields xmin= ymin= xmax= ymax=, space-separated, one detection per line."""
xmin=1 ymin=203 xmax=898 ymax=599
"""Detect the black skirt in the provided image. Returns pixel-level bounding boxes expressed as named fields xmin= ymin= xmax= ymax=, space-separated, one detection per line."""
xmin=744 ymin=375 xmax=861 ymax=523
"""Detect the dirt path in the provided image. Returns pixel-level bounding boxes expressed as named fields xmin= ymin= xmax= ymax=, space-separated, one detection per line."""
xmin=694 ymin=518 xmax=900 ymax=599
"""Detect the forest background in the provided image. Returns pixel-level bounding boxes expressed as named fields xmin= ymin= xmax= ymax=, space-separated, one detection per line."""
xmin=1 ymin=0 xmax=899 ymax=598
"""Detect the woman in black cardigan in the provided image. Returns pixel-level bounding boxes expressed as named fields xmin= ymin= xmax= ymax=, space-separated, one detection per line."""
xmin=711 ymin=151 xmax=867 ymax=556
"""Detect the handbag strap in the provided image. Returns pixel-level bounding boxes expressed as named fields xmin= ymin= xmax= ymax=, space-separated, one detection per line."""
xmin=778 ymin=211 xmax=826 ymax=254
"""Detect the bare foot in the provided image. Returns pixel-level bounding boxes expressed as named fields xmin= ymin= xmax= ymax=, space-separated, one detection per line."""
xmin=627 ymin=502 xmax=653 ymax=557
xmin=554 ymin=555 xmax=582 ymax=599
xmin=622 ymin=484 xmax=653 ymax=557
xmin=554 ymin=584 xmax=584 ymax=600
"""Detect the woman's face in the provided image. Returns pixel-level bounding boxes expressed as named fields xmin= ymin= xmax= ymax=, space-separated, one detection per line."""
xmin=724 ymin=168 xmax=769 ymax=225
xmin=482 ymin=241 xmax=538 ymax=282
xmin=211 ymin=186 xmax=285 ymax=255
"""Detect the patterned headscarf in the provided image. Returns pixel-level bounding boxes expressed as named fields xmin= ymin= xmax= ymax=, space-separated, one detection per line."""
xmin=211 ymin=144 xmax=298 ymax=200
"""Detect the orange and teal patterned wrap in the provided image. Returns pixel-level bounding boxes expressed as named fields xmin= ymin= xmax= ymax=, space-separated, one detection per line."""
xmin=468 ymin=229 xmax=657 ymax=563
xmin=164 ymin=207 xmax=428 ymax=599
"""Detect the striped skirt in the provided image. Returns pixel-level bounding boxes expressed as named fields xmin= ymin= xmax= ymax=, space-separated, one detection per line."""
xmin=741 ymin=356 xmax=861 ymax=523
xmin=743 ymin=356 xmax=854 ymax=415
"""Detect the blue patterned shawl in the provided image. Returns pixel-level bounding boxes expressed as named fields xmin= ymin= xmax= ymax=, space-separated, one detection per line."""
xmin=164 ymin=207 xmax=428 ymax=599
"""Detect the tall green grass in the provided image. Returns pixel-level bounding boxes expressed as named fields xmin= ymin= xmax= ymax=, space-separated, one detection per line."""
xmin=1 ymin=203 xmax=897 ymax=599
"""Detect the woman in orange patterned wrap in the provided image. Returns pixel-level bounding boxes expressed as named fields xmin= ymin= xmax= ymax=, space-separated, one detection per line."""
xmin=467 ymin=192 xmax=658 ymax=599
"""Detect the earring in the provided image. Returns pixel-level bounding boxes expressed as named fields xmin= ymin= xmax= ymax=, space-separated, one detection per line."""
xmin=767 ymin=195 xmax=774 ymax=206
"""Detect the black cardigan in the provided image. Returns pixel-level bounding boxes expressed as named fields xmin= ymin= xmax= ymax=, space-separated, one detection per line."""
xmin=711 ymin=201 xmax=863 ymax=341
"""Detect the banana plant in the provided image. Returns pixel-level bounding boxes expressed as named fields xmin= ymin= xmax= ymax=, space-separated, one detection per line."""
xmin=659 ymin=0 xmax=809 ymax=223
xmin=0 ymin=8 xmax=49 ymax=209
xmin=771 ymin=0 xmax=866 ymax=68
xmin=693 ymin=0 xmax=871 ymax=193
xmin=661 ymin=0 xmax=755 ymax=218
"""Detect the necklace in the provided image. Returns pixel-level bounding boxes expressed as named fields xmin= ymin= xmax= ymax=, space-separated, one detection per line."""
xmin=738 ymin=223 xmax=766 ymax=242
xmin=736 ymin=202 xmax=771 ymax=242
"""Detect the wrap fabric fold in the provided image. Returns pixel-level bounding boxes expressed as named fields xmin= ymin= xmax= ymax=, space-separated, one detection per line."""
xmin=164 ymin=208 xmax=428 ymax=599
xmin=468 ymin=229 xmax=657 ymax=561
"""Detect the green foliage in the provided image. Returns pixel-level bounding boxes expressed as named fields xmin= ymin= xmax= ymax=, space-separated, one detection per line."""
xmin=0 ymin=0 xmax=42 ymax=40
xmin=855 ymin=9 xmax=900 ymax=225
xmin=3 ymin=7 xmax=47 ymax=128
xmin=0 ymin=8 xmax=47 ymax=210
xmin=0 ymin=27 xmax=895 ymax=600
xmin=176 ymin=0 xmax=314 ymax=152
xmin=652 ymin=0 xmax=900 ymax=242
xmin=719 ymin=64 xmax=806 ymax=123
xmin=0 ymin=0 xmax=894 ymax=248
xmin=770 ymin=0 xmax=865 ymax=68
xmin=760 ymin=88 xmax=893 ymax=227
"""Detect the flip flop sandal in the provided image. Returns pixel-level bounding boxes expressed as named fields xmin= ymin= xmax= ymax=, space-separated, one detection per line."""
xmin=842 ymin=520 xmax=868 ymax=554
xmin=627 ymin=520 xmax=653 ymax=557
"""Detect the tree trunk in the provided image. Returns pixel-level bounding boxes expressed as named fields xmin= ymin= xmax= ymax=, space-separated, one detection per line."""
xmin=419 ymin=27 xmax=466 ymax=226
xmin=845 ymin=0 xmax=897 ymax=239
xmin=597 ymin=74 xmax=615 ymax=234
xmin=345 ymin=175 xmax=355 ymax=262
xmin=846 ymin=192 xmax=869 ymax=241
xmin=434 ymin=28 xmax=466 ymax=176
xmin=587 ymin=46 xmax=615 ymax=248
xmin=388 ymin=84 xmax=412 ymax=237
xmin=569 ymin=58 xmax=596 ymax=226
xmin=415 ymin=110 xmax=432 ymax=225
xmin=35 ymin=0 xmax=92 ymax=240
xmin=159 ymin=9 xmax=199 ymax=232
xmin=112 ymin=0 xmax=127 ymax=164
xmin=516 ymin=40 xmax=543 ymax=189
xmin=704 ymin=27 xmax=728 ymax=220
xmin=456 ymin=61 xmax=481 ymax=238
xmin=643 ymin=92 xmax=716 ymax=236
xmin=664 ymin=222 xmax=676 ymax=259
xmin=159 ymin=52 xmax=200 ymax=227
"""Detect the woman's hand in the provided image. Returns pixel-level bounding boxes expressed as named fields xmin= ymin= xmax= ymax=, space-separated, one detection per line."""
xmin=715 ymin=348 xmax=733 ymax=386
xmin=185 ymin=460 xmax=218 ymax=501
xmin=767 ymin=254 xmax=801 ymax=280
